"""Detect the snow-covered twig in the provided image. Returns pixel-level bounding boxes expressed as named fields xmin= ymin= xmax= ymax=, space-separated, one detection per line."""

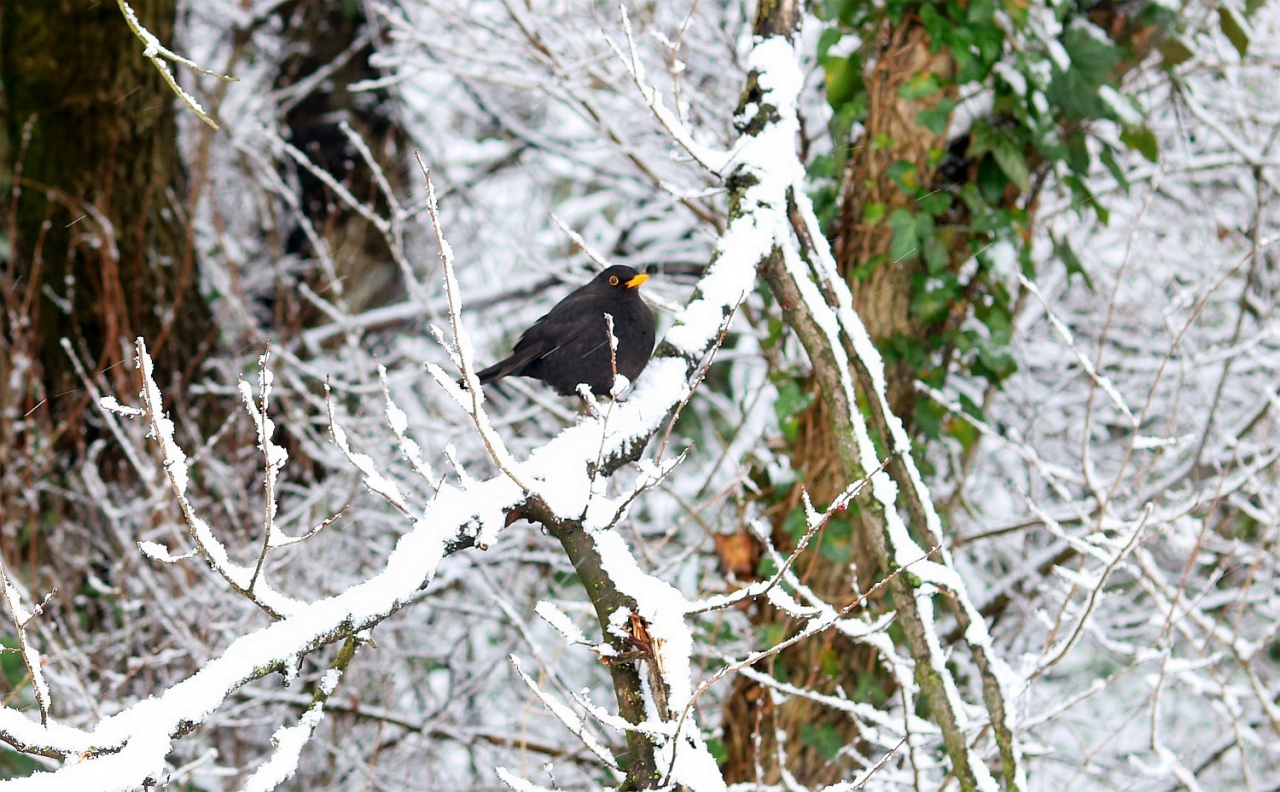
xmin=0 ymin=561 xmax=52 ymax=726
xmin=133 ymin=338 xmax=301 ymax=620
xmin=116 ymin=0 xmax=235 ymax=130
xmin=238 ymin=638 xmax=358 ymax=792
xmin=610 ymin=5 xmax=732 ymax=174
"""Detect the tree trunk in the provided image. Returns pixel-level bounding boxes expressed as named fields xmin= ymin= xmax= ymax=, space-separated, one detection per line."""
xmin=1 ymin=0 xmax=210 ymax=422
xmin=722 ymin=15 xmax=957 ymax=786
xmin=0 ymin=0 xmax=211 ymax=561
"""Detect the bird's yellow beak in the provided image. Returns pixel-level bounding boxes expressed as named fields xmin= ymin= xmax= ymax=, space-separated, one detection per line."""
xmin=625 ymin=273 xmax=650 ymax=289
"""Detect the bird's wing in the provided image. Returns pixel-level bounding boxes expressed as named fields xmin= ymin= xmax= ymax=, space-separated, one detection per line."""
xmin=478 ymin=311 xmax=591 ymax=382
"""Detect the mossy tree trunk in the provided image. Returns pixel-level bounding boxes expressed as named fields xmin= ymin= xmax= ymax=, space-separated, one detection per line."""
xmin=0 ymin=0 xmax=211 ymax=560
xmin=1 ymin=0 xmax=210 ymax=424
xmin=722 ymin=0 xmax=1169 ymax=784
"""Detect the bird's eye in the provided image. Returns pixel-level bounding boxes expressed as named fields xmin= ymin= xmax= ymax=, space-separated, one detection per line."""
xmin=609 ymin=276 xmax=619 ymax=286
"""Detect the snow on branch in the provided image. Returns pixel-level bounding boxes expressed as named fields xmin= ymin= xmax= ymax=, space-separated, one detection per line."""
xmin=0 ymin=57 xmax=797 ymax=772
xmin=0 ymin=561 xmax=53 ymax=727
xmin=115 ymin=0 xmax=235 ymax=130
xmin=133 ymin=339 xmax=301 ymax=620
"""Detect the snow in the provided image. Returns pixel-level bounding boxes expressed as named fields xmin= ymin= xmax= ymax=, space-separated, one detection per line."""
xmin=535 ymin=600 xmax=589 ymax=645
xmin=994 ymin=62 xmax=1027 ymax=96
xmin=1099 ymin=85 xmax=1143 ymax=127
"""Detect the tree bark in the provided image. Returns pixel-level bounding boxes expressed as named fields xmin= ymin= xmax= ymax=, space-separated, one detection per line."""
xmin=0 ymin=0 xmax=212 ymax=575
xmin=723 ymin=12 xmax=956 ymax=786
xmin=1 ymin=0 xmax=211 ymax=425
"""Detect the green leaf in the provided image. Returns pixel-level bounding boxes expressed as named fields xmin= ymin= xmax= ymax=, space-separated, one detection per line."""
xmin=1157 ymin=36 xmax=1195 ymax=68
xmin=1121 ymin=125 xmax=1159 ymax=162
xmin=948 ymin=415 xmax=979 ymax=451
xmin=958 ymin=392 xmax=985 ymax=421
xmin=1053 ymin=234 xmax=1093 ymax=289
xmin=886 ymin=159 xmax=920 ymax=194
xmin=916 ymin=98 xmax=957 ymax=136
xmin=1064 ymin=131 xmax=1091 ymax=176
xmin=1060 ymin=26 xmax=1121 ymax=86
xmin=705 ymin=738 xmax=729 ymax=766
xmin=1063 ymin=174 xmax=1109 ymax=225
xmin=915 ymin=399 xmax=944 ymax=439
xmin=0 ymin=747 xmax=39 ymax=780
xmin=820 ymin=647 xmax=840 ymax=678
xmin=911 ymin=281 xmax=952 ymax=322
xmin=864 ymin=202 xmax=887 ymax=225
xmin=816 ymin=27 xmax=842 ymax=61
xmin=1218 ymin=5 xmax=1250 ymax=57
xmin=1045 ymin=27 xmax=1120 ymax=122
xmin=1099 ymin=145 xmax=1130 ymax=191
xmin=1047 ymin=67 xmax=1104 ymax=121
xmin=888 ymin=209 xmax=919 ymax=262
xmin=968 ymin=120 xmax=1029 ymax=192
xmin=801 ymin=723 xmax=845 ymax=761
xmin=774 ymin=380 xmax=813 ymax=422
xmin=990 ymin=138 xmax=1031 ymax=192
xmin=824 ymin=55 xmax=864 ymax=109
xmin=917 ymin=191 xmax=952 ymax=216
xmin=976 ymin=156 xmax=1008 ymax=204
xmin=818 ymin=518 xmax=852 ymax=563
xmin=853 ymin=672 xmax=890 ymax=706
xmin=899 ymin=71 xmax=941 ymax=100
xmin=774 ymin=380 xmax=814 ymax=442
xmin=782 ymin=503 xmax=808 ymax=543
xmin=924 ymin=237 xmax=949 ymax=273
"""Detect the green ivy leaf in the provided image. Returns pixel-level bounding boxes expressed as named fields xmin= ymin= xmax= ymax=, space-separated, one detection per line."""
xmin=1218 ymin=5 xmax=1250 ymax=57
xmin=990 ymin=137 xmax=1031 ymax=192
xmin=1099 ymin=145 xmax=1130 ymax=191
xmin=1157 ymin=36 xmax=1195 ymax=68
xmin=947 ymin=415 xmax=979 ymax=451
xmin=888 ymin=209 xmax=919 ymax=262
xmin=917 ymin=190 xmax=952 ymax=216
xmin=774 ymin=380 xmax=815 ymax=442
xmin=825 ymin=55 xmax=865 ymax=109
xmin=1060 ymin=26 xmax=1121 ymax=86
xmin=1052 ymin=234 xmax=1093 ymax=289
xmin=864 ymin=202 xmax=887 ymax=225
xmin=817 ymin=27 xmax=842 ymax=61
xmin=916 ymin=98 xmax=957 ymax=136
xmin=801 ymin=723 xmax=845 ymax=761
xmin=1121 ymin=125 xmax=1159 ymax=162
xmin=887 ymin=159 xmax=920 ymax=194
xmin=899 ymin=71 xmax=942 ymax=100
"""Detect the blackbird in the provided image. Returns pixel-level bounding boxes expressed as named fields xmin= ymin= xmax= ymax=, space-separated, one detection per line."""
xmin=468 ymin=265 xmax=656 ymax=397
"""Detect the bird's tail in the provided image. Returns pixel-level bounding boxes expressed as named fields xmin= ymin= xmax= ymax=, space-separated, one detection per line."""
xmin=458 ymin=360 xmax=514 ymax=390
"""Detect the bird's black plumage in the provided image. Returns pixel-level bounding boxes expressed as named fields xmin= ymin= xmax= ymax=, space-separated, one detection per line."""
xmin=470 ymin=265 xmax=656 ymax=397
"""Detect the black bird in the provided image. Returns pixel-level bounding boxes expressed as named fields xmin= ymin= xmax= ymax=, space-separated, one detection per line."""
xmin=468 ymin=265 xmax=656 ymax=397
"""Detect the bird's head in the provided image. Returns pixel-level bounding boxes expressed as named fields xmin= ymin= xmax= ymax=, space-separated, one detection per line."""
xmin=595 ymin=265 xmax=649 ymax=296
